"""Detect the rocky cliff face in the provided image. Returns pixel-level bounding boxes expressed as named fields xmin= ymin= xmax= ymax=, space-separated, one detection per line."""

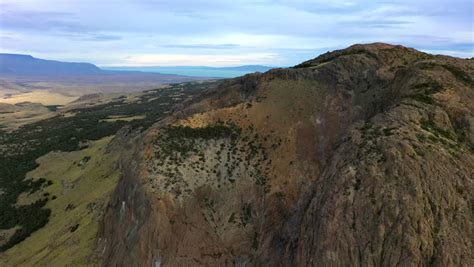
xmin=97 ymin=43 xmax=473 ymax=266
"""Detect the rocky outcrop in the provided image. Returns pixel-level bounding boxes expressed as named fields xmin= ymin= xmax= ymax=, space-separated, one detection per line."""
xmin=98 ymin=43 xmax=473 ymax=266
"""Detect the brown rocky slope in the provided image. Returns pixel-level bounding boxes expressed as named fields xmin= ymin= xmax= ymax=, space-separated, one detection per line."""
xmin=97 ymin=43 xmax=473 ymax=266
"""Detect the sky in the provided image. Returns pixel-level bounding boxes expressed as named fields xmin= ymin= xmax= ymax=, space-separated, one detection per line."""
xmin=0 ymin=0 xmax=473 ymax=67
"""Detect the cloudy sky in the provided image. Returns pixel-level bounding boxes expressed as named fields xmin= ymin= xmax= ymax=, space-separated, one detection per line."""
xmin=0 ymin=0 xmax=472 ymax=67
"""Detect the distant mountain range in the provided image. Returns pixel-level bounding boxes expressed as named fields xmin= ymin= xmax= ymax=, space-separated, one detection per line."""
xmin=0 ymin=54 xmax=206 ymax=95
xmin=0 ymin=54 xmax=103 ymax=76
xmin=0 ymin=53 xmax=274 ymax=78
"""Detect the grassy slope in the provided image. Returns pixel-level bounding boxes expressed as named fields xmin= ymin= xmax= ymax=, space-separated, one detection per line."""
xmin=0 ymin=136 xmax=120 ymax=266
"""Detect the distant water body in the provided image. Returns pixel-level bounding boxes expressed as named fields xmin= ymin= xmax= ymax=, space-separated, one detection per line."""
xmin=102 ymin=65 xmax=275 ymax=78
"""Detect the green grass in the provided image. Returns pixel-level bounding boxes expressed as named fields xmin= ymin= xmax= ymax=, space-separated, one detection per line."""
xmin=0 ymin=81 xmax=210 ymax=251
xmin=0 ymin=136 xmax=120 ymax=266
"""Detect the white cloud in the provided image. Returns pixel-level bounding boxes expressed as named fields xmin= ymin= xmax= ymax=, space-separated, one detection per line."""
xmin=108 ymin=53 xmax=279 ymax=67
xmin=1 ymin=0 xmax=472 ymax=65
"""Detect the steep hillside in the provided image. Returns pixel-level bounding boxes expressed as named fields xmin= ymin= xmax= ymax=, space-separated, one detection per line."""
xmin=97 ymin=43 xmax=473 ymax=266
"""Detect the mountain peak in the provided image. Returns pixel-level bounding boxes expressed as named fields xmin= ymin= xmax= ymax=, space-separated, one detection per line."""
xmin=295 ymin=42 xmax=430 ymax=68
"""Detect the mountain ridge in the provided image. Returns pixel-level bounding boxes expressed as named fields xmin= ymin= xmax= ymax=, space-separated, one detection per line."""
xmin=0 ymin=53 xmax=208 ymax=97
xmin=96 ymin=43 xmax=473 ymax=266
xmin=0 ymin=53 xmax=273 ymax=78
xmin=0 ymin=53 xmax=102 ymax=76
xmin=0 ymin=43 xmax=472 ymax=266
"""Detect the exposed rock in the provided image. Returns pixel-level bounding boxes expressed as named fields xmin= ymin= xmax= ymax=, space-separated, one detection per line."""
xmin=61 ymin=179 xmax=75 ymax=193
xmin=98 ymin=43 xmax=473 ymax=266
xmin=65 ymin=203 xmax=76 ymax=211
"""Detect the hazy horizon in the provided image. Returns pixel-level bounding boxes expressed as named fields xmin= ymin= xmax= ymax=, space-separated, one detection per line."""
xmin=0 ymin=52 xmax=276 ymax=78
xmin=0 ymin=0 xmax=472 ymax=67
xmin=103 ymin=65 xmax=275 ymax=78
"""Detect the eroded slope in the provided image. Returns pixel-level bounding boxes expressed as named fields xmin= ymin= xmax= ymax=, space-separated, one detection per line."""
xmin=99 ymin=43 xmax=473 ymax=266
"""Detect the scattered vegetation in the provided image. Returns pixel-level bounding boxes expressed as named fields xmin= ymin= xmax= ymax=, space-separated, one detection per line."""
xmin=358 ymin=122 xmax=390 ymax=166
xmin=417 ymin=62 xmax=472 ymax=84
xmin=149 ymin=119 xmax=275 ymax=201
xmin=45 ymin=105 xmax=63 ymax=112
xmin=0 ymin=82 xmax=208 ymax=251
xmin=360 ymin=122 xmax=396 ymax=140
xmin=420 ymin=119 xmax=456 ymax=141
xmin=442 ymin=65 xmax=473 ymax=84
xmin=294 ymin=48 xmax=378 ymax=68
xmin=240 ymin=203 xmax=252 ymax=227
xmin=152 ymin=122 xmax=241 ymax=168
xmin=406 ymin=81 xmax=444 ymax=105
xmin=252 ymin=231 xmax=259 ymax=251
xmin=227 ymin=212 xmax=236 ymax=224
xmin=451 ymin=118 xmax=474 ymax=153
xmin=418 ymin=118 xmax=464 ymax=155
